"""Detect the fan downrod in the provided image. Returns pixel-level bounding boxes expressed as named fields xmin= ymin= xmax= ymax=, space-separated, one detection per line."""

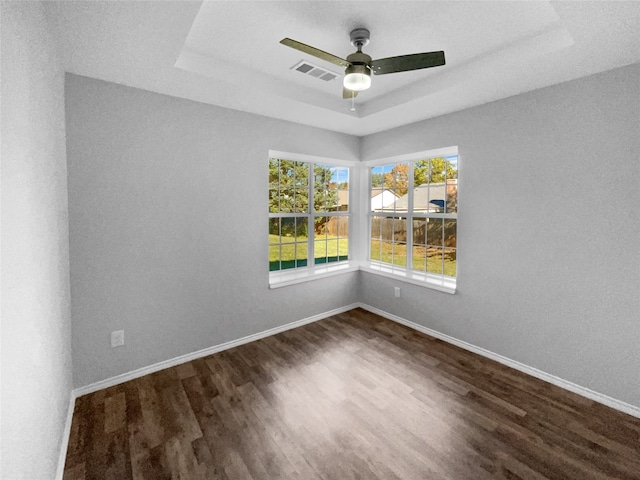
xmin=350 ymin=28 xmax=370 ymax=49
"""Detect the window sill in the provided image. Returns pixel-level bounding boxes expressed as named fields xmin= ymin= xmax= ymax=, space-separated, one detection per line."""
xmin=269 ymin=262 xmax=455 ymax=293
xmin=269 ymin=262 xmax=358 ymax=289
xmin=360 ymin=263 xmax=456 ymax=294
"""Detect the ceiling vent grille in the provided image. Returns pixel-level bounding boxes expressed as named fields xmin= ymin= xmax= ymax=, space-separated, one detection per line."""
xmin=291 ymin=60 xmax=340 ymax=82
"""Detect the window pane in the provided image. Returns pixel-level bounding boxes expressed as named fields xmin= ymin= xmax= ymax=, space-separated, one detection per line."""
xmin=370 ymin=239 xmax=381 ymax=261
xmin=371 ymin=166 xmax=385 ymax=188
xmin=388 ymin=163 xmax=409 ymax=196
xmin=295 ymin=162 xmax=308 ymax=186
xmin=426 ymin=218 xmax=444 ymax=246
xmin=268 ymin=188 xmax=279 ymax=213
xmin=313 ymin=189 xmax=324 ymax=212
xmin=295 ymin=218 xmax=308 ymax=241
xmin=371 ymin=187 xmax=384 ymax=212
xmin=380 ymin=217 xmax=393 ymax=242
xmin=338 ymin=238 xmax=349 ymax=260
xmin=380 ymin=240 xmax=393 ymax=265
xmin=314 ymin=216 xmax=328 ymax=239
xmin=269 ymin=158 xmax=280 ymax=186
xmin=338 ymin=190 xmax=349 ymax=211
xmin=392 ymin=217 xmax=407 ymax=243
xmin=314 ymin=240 xmax=326 ymax=262
xmin=325 ymin=239 xmax=339 ymax=263
xmin=392 ymin=188 xmax=408 ymax=213
xmin=413 ymin=218 xmax=426 ymax=245
xmin=280 ymin=217 xmax=296 ymax=242
xmin=314 ymin=164 xmax=329 ymax=189
xmin=280 ymin=242 xmax=296 ymax=270
xmin=325 ymin=190 xmax=339 ymax=212
xmin=430 ymin=158 xmax=445 ymax=183
xmin=427 ymin=184 xmax=446 ymax=213
xmin=444 ymin=219 xmax=457 ymax=248
xmin=294 ymin=188 xmax=308 ymax=213
xmin=269 ymin=245 xmax=281 ymax=271
xmin=323 ymin=216 xmax=348 ymax=240
xmin=279 ymin=160 xmax=294 ymax=186
xmin=296 ymin=243 xmax=308 ymax=267
xmin=371 ymin=216 xmax=382 ymax=240
xmin=412 ymin=245 xmax=427 ymax=272
xmin=278 ymin=188 xmax=293 ymax=213
xmin=445 ymin=156 xmax=458 ymax=214
xmin=427 ymin=247 xmax=444 ymax=275
xmin=444 ymin=248 xmax=456 ymax=277
xmin=414 ymin=160 xmax=429 ymax=187
xmin=268 ymin=218 xmax=280 ymax=239
xmin=315 ymin=189 xmax=340 ymax=213
xmin=336 ymin=167 xmax=349 ymax=211
xmin=446 ymin=180 xmax=458 ymax=214
xmin=392 ymin=242 xmax=407 ymax=267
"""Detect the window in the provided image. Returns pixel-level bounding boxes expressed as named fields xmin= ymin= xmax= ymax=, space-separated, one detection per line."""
xmin=369 ymin=150 xmax=458 ymax=291
xmin=269 ymin=156 xmax=350 ymax=284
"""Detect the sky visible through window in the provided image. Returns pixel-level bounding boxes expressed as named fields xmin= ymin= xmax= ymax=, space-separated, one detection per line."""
xmin=371 ymin=155 xmax=458 ymax=176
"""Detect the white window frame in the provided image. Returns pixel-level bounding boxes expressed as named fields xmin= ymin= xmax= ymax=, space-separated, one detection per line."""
xmin=362 ymin=146 xmax=459 ymax=294
xmin=269 ymin=151 xmax=357 ymax=288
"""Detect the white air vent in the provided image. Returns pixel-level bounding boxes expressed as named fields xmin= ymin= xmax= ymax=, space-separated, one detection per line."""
xmin=291 ymin=60 xmax=340 ymax=82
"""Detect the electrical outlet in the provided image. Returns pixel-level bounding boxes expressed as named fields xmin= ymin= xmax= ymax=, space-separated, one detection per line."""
xmin=111 ymin=330 xmax=124 ymax=348
xmin=394 ymin=287 xmax=401 ymax=298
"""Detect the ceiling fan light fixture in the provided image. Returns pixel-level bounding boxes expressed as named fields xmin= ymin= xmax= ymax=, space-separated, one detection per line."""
xmin=280 ymin=31 xmax=445 ymax=99
xmin=343 ymin=64 xmax=371 ymax=91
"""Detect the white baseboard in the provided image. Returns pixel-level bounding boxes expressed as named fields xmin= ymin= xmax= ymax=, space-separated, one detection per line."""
xmin=73 ymin=303 xmax=360 ymax=398
xmin=357 ymin=303 xmax=640 ymax=419
xmin=57 ymin=301 xmax=639 ymax=477
xmin=60 ymin=303 xmax=360 ymax=477
xmin=56 ymin=392 xmax=76 ymax=480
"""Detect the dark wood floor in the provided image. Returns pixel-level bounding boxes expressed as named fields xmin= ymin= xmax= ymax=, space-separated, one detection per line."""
xmin=63 ymin=308 xmax=640 ymax=480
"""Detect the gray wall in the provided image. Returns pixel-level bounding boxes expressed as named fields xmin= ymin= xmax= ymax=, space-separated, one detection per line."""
xmin=65 ymin=74 xmax=360 ymax=388
xmin=65 ymin=64 xmax=639 ymax=409
xmin=361 ymin=63 xmax=640 ymax=408
xmin=1 ymin=2 xmax=73 ymax=479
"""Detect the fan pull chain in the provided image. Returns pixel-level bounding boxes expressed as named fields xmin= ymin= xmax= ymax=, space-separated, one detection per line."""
xmin=351 ymin=91 xmax=356 ymax=112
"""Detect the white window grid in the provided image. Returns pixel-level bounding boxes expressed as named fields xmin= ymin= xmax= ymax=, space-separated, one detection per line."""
xmin=369 ymin=156 xmax=458 ymax=280
xmin=269 ymin=159 xmax=350 ymax=273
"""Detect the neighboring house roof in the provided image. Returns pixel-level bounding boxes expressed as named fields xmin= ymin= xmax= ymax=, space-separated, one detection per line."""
xmin=380 ymin=182 xmax=456 ymax=213
xmin=371 ymin=189 xmax=399 ymax=210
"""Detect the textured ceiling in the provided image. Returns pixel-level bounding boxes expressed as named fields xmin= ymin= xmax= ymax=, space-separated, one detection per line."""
xmin=46 ymin=1 xmax=640 ymax=136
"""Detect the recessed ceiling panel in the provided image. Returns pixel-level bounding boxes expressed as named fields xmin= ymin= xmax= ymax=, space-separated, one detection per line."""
xmin=46 ymin=1 xmax=640 ymax=136
xmin=177 ymin=1 xmax=561 ymax=106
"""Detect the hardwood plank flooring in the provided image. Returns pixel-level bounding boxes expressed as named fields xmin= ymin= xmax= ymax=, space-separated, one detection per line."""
xmin=63 ymin=308 xmax=640 ymax=479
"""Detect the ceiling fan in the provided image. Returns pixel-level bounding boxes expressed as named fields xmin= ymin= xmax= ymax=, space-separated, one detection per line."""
xmin=280 ymin=28 xmax=445 ymax=99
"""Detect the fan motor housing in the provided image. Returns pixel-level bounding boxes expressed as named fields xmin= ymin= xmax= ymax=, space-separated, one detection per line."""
xmin=346 ymin=51 xmax=372 ymax=66
xmin=350 ymin=28 xmax=370 ymax=49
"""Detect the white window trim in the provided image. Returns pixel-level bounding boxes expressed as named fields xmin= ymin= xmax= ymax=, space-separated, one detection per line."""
xmin=360 ymin=264 xmax=456 ymax=294
xmin=365 ymin=146 xmax=459 ymax=293
xmin=268 ymin=151 xmax=355 ymax=287
xmin=269 ymin=262 xmax=358 ymax=289
xmin=267 ymin=147 xmax=458 ymax=294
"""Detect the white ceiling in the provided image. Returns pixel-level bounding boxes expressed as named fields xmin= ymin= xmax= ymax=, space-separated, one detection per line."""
xmin=46 ymin=1 xmax=640 ymax=136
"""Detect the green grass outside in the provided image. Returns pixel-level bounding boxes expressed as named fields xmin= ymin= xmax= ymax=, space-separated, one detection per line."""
xmin=269 ymin=234 xmax=349 ymax=270
xmin=370 ymin=241 xmax=456 ymax=277
xmin=270 ymin=235 xmax=456 ymax=277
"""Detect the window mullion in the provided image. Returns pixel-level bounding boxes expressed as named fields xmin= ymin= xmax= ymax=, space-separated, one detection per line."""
xmin=407 ymin=162 xmax=415 ymax=272
xmin=308 ymin=162 xmax=314 ymax=270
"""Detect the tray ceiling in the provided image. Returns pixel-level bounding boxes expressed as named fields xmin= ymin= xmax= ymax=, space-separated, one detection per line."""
xmin=46 ymin=1 xmax=640 ymax=136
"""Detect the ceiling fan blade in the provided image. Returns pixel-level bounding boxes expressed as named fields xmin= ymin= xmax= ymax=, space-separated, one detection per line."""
xmin=370 ymin=51 xmax=445 ymax=75
xmin=280 ymin=38 xmax=350 ymax=68
xmin=343 ymin=88 xmax=358 ymax=99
